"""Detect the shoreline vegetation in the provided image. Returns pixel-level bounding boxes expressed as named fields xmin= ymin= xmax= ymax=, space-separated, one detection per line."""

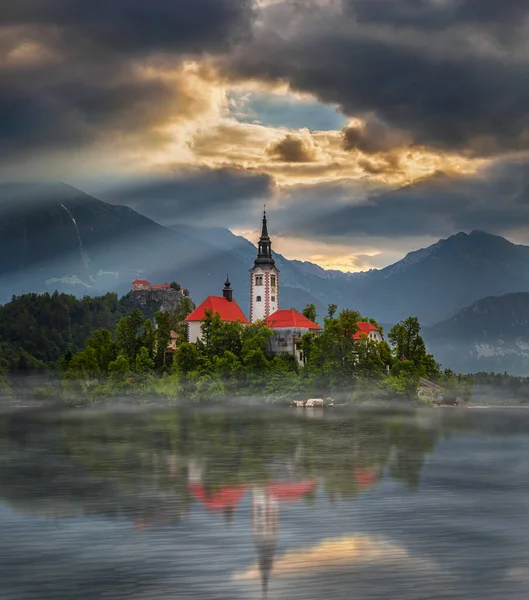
xmin=0 ymin=291 xmax=480 ymax=407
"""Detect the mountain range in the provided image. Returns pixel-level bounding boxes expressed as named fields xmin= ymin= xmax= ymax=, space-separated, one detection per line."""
xmin=0 ymin=183 xmax=357 ymax=316
xmin=423 ymin=293 xmax=529 ymax=376
xmin=4 ymin=182 xmax=529 ymax=373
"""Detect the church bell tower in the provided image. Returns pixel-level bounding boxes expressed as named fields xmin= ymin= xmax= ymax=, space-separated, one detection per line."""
xmin=250 ymin=210 xmax=279 ymax=323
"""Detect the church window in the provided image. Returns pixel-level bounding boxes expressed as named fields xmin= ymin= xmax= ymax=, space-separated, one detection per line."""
xmin=271 ymin=275 xmax=276 ymax=287
xmin=255 ymin=275 xmax=263 ymax=286
xmin=271 ymin=295 xmax=275 ymax=302
xmin=256 ymin=296 xmax=262 ymax=302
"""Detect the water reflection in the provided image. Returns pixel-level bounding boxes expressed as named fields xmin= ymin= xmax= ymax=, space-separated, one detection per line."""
xmin=0 ymin=407 xmax=527 ymax=599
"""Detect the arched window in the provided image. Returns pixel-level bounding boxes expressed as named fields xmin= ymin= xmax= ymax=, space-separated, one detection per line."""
xmin=256 ymin=296 xmax=262 ymax=302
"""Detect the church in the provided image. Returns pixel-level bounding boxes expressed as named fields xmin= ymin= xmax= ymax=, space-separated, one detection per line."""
xmin=185 ymin=211 xmax=321 ymax=363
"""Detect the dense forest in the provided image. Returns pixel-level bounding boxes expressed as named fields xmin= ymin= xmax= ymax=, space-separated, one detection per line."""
xmin=0 ymin=291 xmax=475 ymax=405
xmin=0 ymin=292 xmax=128 ymax=370
xmin=0 ymin=288 xmax=186 ymax=370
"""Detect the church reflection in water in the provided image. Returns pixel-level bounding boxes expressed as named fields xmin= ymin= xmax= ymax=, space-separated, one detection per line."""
xmin=186 ymin=455 xmax=381 ymax=597
xmin=0 ymin=409 xmax=438 ymax=597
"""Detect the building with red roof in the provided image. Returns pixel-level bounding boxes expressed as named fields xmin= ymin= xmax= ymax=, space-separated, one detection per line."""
xmin=188 ymin=483 xmax=248 ymax=512
xmin=353 ymin=321 xmax=384 ymax=342
xmin=266 ymin=308 xmax=321 ymax=365
xmin=132 ymin=280 xmax=173 ymax=292
xmin=266 ymin=309 xmax=321 ymax=331
xmin=185 ymin=278 xmax=249 ymax=343
xmin=132 ymin=279 xmax=150 ymax=291
xmin=354 ymin=466 xmax=381 ymax=488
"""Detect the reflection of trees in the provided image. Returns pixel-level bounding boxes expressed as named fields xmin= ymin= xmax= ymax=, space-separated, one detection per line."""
xmin=387 ymin=418 xmax=438 ymax=490
xmin=0 ymin=409 xmax=441 ymax=522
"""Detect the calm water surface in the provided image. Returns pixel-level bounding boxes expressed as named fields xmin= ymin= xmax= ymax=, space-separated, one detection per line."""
xmin=0 ymin=406 xmax=528 ymax=599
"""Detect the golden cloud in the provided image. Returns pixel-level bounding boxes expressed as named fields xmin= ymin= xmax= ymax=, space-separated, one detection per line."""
xmin=1 ymin=50 xmax=487 ymax=214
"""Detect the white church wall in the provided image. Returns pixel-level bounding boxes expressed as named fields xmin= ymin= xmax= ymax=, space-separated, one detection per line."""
xmin=187 ymin=321 xmax=203 ymax=344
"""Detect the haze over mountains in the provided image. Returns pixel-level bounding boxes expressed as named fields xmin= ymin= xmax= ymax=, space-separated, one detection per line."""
xmin=4 ymin=182 xmax=529 ymax=373
xmin=423 ymin=293 xmax=529 ymax=376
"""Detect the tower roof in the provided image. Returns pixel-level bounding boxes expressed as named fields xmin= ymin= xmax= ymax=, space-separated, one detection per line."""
xmin=185 ymin=296 xmax=249 ymax=324
xmin=261 ymin=209 xmax=269 ymax=240
xmin=254 ymin=210 xmax=275 ymax=267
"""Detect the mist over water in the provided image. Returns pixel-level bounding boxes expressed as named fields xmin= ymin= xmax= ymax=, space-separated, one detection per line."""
xmin=0 ymin=406 xmax=528 ymax=599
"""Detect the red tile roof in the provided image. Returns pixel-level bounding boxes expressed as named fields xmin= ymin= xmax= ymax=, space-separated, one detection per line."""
xmin=266 ymin=309 xmax=322 ymax=330
xmin=188 ymin=484 xmax=247 ymax=511
xmin=353 ymin=321 xmax=380 ymax=340
xmin=185 ymin=296 xmax=249 ymax=324
xmin=354 ymin=466 xmax=380 ymax=487
xmin=132 ymin=279 xmax=150 ymax=286
xmin=267 ymin=480 xmax=318 ymax=502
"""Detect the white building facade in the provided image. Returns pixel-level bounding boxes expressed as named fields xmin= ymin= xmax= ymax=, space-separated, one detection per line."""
xmin=250 ymin=212 xmax=280 ymax=323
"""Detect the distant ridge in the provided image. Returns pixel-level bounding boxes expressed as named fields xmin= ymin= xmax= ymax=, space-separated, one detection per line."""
xmin=3 ymin=183 xmax=529 ymax=327
xmin=424 ymin=292 xmax=529 ymax=375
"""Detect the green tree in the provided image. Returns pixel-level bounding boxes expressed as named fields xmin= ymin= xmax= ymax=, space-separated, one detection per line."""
xmin=134 ymin=346 xmax=156 ymax=392
xmin=85 ymin=328 xmax=117 ymax=372
xmin=327 ymin=304 xmax=338 ymax=319
xmin=302 ymin=303 xmax=317 ymax=323
xmin=173 ymin=297 xmax=195 ymax=339
xmin=170 ymin=281 xmax=181 ymax=291
xmin=108 ymin=354 xmax=132 ymax=382
xmin=209 ymin=321 xmax=244 ymax=359
xmin=141 ymin=319 xmax=157 ymax=360
xmin=173 ymin=342 xmax=201 ymax=376
xmin=115 ymin=310 xmax=143 ymax=363
xmin=388 ymin=317 xmax=439 ymax=378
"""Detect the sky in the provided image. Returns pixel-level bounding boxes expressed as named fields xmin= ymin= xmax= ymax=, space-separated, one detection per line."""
xmin=3 ymin=0 xmax=529 ymax=270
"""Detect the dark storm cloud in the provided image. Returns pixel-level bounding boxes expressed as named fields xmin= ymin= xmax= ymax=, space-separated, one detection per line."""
xmin=269 ymin=160 xmax=529 ymax=240
xmin=0 ymin=0 xmax=255 ymax=159
xmin=0 ymin=0 xmax=255 ymax=57
xmin=100 ymin=166 xmax=275 ymax=227
xmin=0 ymin=65 xmax=178 ymax=156
xmin=348 ymin=0 xmax=528 ymax=30
xmin=266 ymin=134 xmax=317 ymax=162
xmin=224 ymin=0 xmax=529 ymax=157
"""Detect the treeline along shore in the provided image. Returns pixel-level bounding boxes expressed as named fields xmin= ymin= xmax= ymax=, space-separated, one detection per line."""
xmin=0 ymin=290 xmax=479 ymax=406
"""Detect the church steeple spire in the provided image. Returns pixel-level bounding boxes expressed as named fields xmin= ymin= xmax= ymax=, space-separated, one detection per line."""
xmin=261 ymin=208 xmax=269 ymax=240
xmin=255 ymin=209 xmax=274 ymax=266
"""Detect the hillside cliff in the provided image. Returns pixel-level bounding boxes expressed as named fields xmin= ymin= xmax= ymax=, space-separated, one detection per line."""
xmin=120 ymin=288 xmax=185 ymax=320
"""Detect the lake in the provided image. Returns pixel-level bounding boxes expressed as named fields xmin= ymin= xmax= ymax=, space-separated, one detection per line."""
xmin=0 ymin=405 xmax=528 ymax=599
